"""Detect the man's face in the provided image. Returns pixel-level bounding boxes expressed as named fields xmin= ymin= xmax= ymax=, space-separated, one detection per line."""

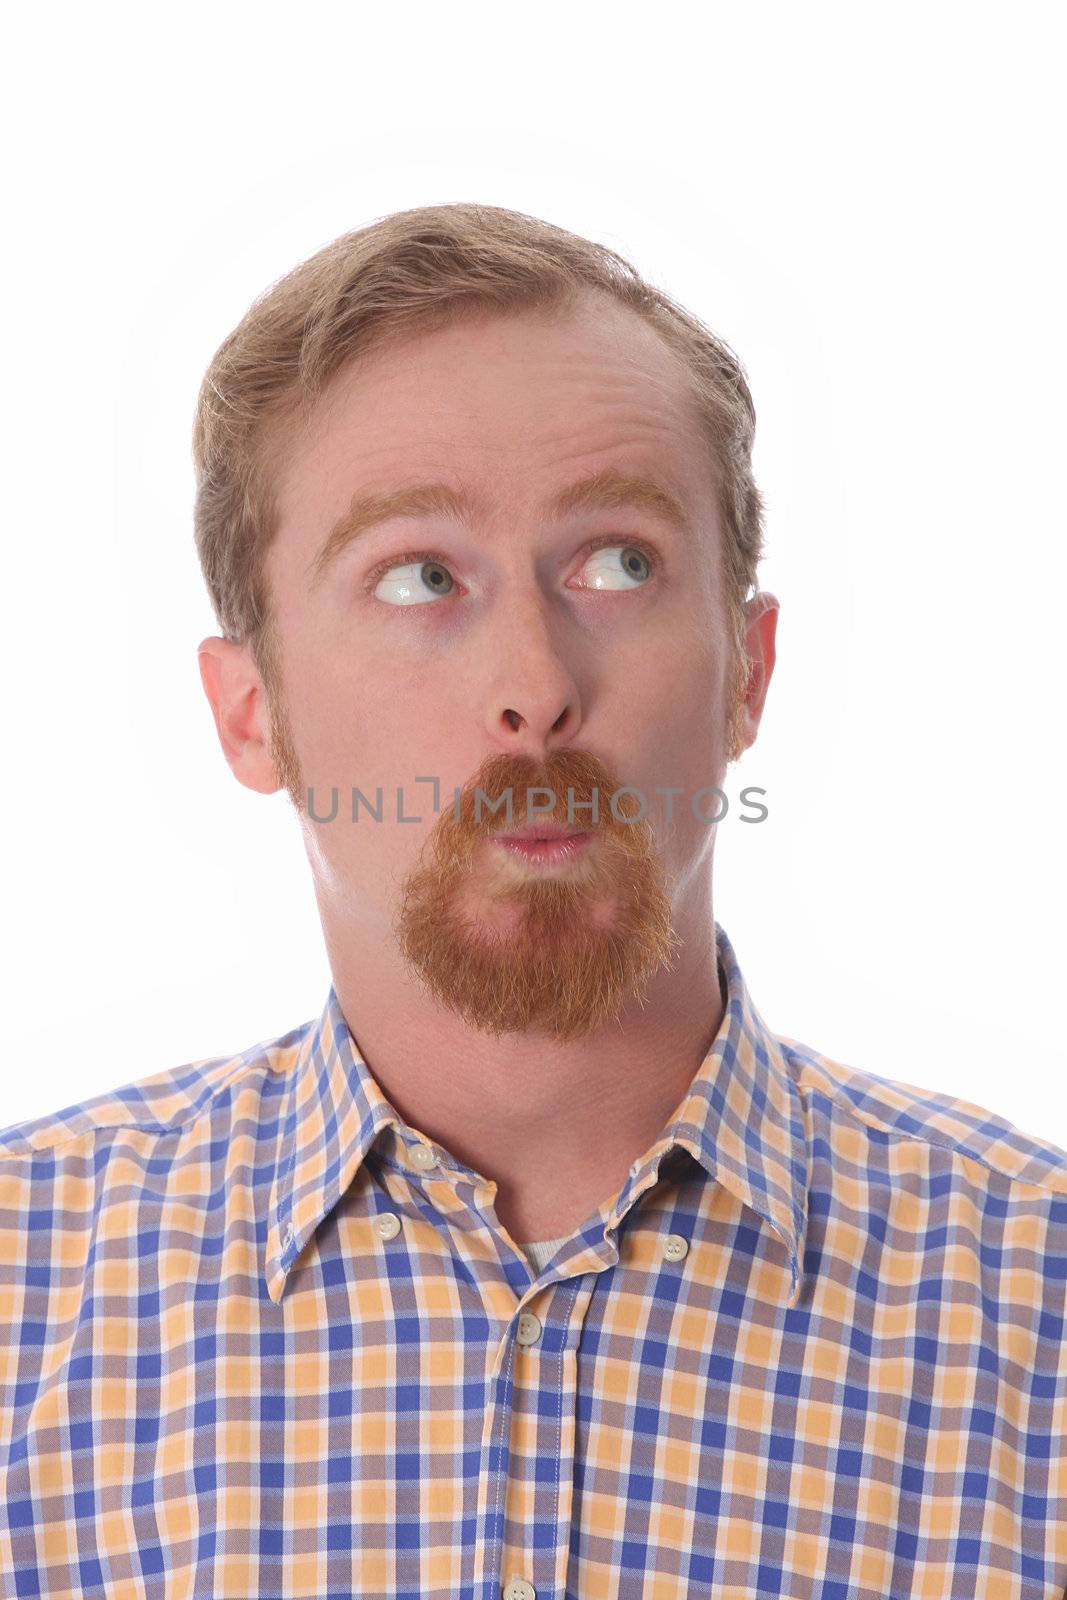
xmin=257 ymin=293 xmax=749 ymax=1039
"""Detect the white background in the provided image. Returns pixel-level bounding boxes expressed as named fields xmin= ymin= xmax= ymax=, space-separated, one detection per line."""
xmin=1 ymin=3 xmax=1063 ymax=1142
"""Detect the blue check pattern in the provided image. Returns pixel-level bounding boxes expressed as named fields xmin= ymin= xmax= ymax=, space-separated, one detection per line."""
xmin=2 ymin=921 xmax=1066 ymax=1597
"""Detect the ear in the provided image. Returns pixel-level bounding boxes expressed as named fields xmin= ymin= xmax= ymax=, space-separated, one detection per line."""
xmin=197 ymin=636 xmax=284 ymax=795
xmin=733 ymin=591 xmax=779 ymax=757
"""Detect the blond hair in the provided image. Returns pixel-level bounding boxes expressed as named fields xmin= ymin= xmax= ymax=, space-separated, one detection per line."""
xmin=192 ymin=203 xmax=766 ymax=750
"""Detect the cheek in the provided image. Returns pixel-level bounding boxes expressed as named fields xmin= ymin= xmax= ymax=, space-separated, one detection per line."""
xmin=640 ymin=639 xmax=723 ymax=760
xmin=626 ymin=654 xmax=726 ymax=853
xmin=287 ymin=643 xmax=376 ymax=757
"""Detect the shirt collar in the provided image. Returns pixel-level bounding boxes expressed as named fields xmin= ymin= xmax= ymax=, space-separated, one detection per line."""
xmin=266 ymin=921 xmax=809 ymax=1308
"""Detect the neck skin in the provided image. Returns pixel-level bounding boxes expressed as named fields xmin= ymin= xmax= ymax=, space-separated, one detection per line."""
xmin=317 ymin=865 xmax=724 ymax=1245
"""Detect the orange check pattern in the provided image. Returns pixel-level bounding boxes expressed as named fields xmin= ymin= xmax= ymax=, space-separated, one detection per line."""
xmin=2 ymin=922 xmax=1066 ymax=1598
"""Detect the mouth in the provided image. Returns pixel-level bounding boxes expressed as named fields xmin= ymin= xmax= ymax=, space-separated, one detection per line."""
xmin=492 ymin=822 xmax=593 ymax=867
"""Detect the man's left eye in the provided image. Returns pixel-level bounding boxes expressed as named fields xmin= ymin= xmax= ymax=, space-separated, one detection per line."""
xmin=575 ymin=544 xmax=653 ymax=590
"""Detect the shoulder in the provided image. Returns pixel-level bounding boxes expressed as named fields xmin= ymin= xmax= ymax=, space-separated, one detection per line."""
xmin=777 ymin=1032 xmax=1067 ymax=1199
xmin=0 ymin=1016 xmax=313 ymax=1165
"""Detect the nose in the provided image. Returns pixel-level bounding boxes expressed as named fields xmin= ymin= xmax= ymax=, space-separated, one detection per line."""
xmin=484 ymin=596 xmax=582 ymax=754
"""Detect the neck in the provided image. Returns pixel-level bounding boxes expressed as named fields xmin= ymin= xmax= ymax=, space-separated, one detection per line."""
xmin=321 ymin=876 xmax=725 ymax=1245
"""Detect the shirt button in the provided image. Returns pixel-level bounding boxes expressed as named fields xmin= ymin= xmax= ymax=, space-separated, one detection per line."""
xmin=374 ymin=1212 xmax=401 ymax=1241
xmin=281 ymin=1221 xmax=295 ymax=1249
xmin=516 ymin=1312 xmax=542 ymax=1347
xmin=663 ymin=1233 xmax=689 ymax=1262
xmin=502 ymin=1579 xmax=536 ymax=1600
xmin=408 ymin=1142 xmax=437 ymax=1171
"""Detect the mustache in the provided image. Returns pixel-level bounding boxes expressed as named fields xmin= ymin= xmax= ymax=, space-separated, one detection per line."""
xmin=419 ymin=746 xmax=658 ymax=881
xmin=447 ymin=748 xmax=643 ymax=838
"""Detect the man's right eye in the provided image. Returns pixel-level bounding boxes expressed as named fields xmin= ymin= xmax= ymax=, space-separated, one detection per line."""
xmin=372 ymin=558 xmax=456 ymax=606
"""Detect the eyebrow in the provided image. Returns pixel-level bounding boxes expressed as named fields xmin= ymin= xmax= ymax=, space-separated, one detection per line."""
xmin=306 ymin=468 xmax=693 ymax=590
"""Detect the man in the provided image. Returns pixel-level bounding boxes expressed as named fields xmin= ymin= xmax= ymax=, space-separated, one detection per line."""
xmin=2 ymin=204 xmax=1065 ymax=1598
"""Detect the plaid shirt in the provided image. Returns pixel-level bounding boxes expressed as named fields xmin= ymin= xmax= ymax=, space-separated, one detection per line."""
xmin=2 ymin=921 xmax=1065 ymax=1599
